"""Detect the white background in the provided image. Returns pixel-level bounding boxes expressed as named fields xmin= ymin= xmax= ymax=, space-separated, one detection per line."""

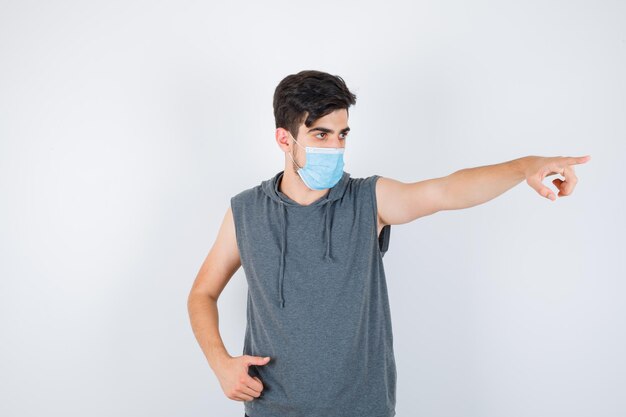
xmin=1 ymin=1 xmax=623 ymax=416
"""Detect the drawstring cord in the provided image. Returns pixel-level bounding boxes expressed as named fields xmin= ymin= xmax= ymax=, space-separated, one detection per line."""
xmin=277 ymin=198 xmax=334 ymax=309
xmin=278 ymin=201 xmax=286 ymax=308
xmin=324 ymin=199 xmax=333 ymax=262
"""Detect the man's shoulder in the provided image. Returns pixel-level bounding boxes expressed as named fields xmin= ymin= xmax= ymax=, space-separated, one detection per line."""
xmin=346 ymin=174 xmax=382 ymax=194
xmin=348 ymin=173 xmax=380 ymax=182
xmin=231 ymin=185 xmax=259 ymax=199
xmin=230 ymin=182 xmax=264 ymax=206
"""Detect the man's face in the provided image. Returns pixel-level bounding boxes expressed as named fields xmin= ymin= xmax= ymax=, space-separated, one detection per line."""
xmin=290 ymin=108 xmax=350 ymax=171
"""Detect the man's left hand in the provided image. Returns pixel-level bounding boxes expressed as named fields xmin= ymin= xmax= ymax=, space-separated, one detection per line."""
xmin=522 ymin=155 xmax=591 ymax=201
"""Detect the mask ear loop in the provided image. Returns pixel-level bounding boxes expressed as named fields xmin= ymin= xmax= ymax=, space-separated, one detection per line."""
xmin=287 ymin=133 xmax=304 ymax=170
xmin=286 ymin=148 xmax=302 ymax=170
xmin=289 ymin=133 xmax=306 ymax=150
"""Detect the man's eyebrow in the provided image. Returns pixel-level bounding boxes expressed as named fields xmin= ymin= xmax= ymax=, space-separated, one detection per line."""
xmin=307 ymin=126 xmax=350 ymax=134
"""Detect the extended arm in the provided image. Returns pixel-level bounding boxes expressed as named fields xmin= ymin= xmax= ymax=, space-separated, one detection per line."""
xmin=376 ymin=155 xmax=590 ymax=226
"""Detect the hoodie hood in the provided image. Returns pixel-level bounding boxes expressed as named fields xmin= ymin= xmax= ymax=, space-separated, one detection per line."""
xmin=261 ymin=170 xmax=351 ymax=308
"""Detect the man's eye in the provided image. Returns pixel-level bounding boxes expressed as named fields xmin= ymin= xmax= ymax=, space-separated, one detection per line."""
xmin=316 ymin=133 xmax=327 ymax=139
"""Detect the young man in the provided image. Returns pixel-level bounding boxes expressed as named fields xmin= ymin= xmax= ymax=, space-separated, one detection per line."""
xmin=187 ymin=70 xmax=590 ymax=417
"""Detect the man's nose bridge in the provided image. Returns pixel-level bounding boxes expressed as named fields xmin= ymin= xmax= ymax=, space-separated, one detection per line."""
xmin=324 ymin=132 xmax=345 ymax=147
xmin=330 ymin=134 xmax=346 ymax=148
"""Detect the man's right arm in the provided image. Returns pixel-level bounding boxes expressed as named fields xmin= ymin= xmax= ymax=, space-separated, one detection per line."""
xmin=187 ymin=206 xmax=241 ymax=372
xmin=188 ymin=205 xmax=269 ymax=402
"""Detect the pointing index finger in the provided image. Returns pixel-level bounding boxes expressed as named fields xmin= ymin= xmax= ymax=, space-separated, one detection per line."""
xmin=569 ymin=155 xmax=591 ymax=165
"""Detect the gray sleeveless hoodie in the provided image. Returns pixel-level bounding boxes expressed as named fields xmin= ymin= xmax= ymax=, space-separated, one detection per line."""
xmin=230 ymin=169 xmax=395 ymax=417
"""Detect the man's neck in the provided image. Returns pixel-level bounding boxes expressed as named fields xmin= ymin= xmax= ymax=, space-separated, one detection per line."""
xmin=279 ymin=168 xmax=330 ymax=206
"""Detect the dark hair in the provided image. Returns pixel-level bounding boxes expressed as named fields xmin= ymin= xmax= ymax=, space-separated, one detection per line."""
xmin=273 ymin=70 xmax=357 ymax=139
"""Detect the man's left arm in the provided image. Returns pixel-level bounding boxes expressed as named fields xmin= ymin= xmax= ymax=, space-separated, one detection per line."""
xmin=376 ymin=154 xmax=591 ymax=226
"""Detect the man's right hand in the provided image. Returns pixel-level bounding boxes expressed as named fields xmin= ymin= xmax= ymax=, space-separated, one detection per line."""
xmin=214 ymin=355 xmax=270 ymax=402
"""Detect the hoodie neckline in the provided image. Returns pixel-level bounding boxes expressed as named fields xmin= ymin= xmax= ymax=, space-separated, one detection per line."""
xmin=267 ymin=170 xmax=349 ymax=208
xmin=261 ymin=170 xmax=351 ymax=309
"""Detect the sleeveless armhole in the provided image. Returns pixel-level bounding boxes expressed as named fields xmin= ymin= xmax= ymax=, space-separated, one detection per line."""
xmin=229 ymin=195 xmax=245 ymax=262
xmin=370 ymin=175 xmax=391 ymax=258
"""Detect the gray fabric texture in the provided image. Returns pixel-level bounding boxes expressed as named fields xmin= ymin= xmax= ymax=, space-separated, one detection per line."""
xmin=230 ymin=169 xmax=395 ymax=417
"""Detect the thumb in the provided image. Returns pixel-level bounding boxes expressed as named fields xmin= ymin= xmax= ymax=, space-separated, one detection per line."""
xmin=246 ymin=355 xmax=271 ymax=366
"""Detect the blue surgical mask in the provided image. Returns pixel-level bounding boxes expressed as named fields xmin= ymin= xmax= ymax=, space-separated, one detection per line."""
xmin=287 ymin=133 xmax=345 ymax=190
